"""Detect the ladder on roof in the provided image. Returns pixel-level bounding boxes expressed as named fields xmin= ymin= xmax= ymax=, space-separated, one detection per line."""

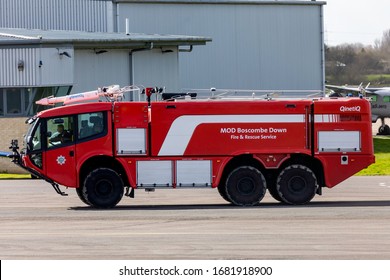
xmin=166 ymin=88 xmax=324 ymax=101
xmin=36 ymin=85 xmax=325 ymax=105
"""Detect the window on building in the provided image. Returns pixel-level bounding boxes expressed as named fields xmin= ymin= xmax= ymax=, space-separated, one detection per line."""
xmin=26 ymin=87 xmax=56 ymax=116
xmin=0 ymin=86 xmax=72 ymax=117
xmin=6 ymin=88 xmax=22 ymax=114
xmin=0 ymin=91 xmax=3 ymax=115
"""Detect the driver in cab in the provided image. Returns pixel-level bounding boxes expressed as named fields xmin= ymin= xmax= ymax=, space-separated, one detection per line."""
xmin=49 ymin=124 xmax=71 ymax=144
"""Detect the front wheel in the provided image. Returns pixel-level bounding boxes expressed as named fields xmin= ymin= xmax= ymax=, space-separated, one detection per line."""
xmin=378 ymin=124 xmax=390 ymax=135
xmin=82 ymin=168 xmax=124 ymax=208
xmin=217 ymin=183 xmax=233 ymax=203
xmin=225 ymin=166 xmax=267 ymax=206
xmin=76 ymin=187 xmax=91 ymax=206
xmin=276 ymin=164 xmax=317 ymax=205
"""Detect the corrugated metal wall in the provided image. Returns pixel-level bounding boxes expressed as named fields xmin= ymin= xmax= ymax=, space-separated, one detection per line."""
xmin=73 ymin=49 xmax=130 ymax=95
xmin=117 ymin=2 xmax=324 ymax=91
xmin=0 ymin=47 xmax=73 ymax=86
xmin=72 ymin=48 xmax=179 ymax=96
xmin=0 ymin=48 xmax=37 ymax=86
xmin=132 ymin=49 xmax=179 ymax=94
xmin=0 ymin=0 xmax=110 ymax=32
xmin=40 ymin=47 xmax=74 ymax=86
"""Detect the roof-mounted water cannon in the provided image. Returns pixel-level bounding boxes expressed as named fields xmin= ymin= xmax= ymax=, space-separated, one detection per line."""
xmin=101 ymin=85 xmax=120 ymax=97
xmin=35 ymin=85 xmax=140 ymax=106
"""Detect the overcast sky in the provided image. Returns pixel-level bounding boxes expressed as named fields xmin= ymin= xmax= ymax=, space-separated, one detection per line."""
xmin=323 ymin=0 xmax=390 ymax=46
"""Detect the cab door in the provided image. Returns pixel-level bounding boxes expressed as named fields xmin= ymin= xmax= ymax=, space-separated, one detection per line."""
xmin=44 ymin=115 xmax=77 ymax=187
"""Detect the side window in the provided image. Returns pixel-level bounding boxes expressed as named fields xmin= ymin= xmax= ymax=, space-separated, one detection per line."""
xmin=78 ymin=112 xmax=104 ymax=140
xmin=0 ymin=91 xmax=3 ymax=115
xmin=47 ymin=116 xmax=74 ymax=148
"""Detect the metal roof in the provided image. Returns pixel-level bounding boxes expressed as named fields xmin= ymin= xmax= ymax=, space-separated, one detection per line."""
xmin=113 ymin=0 xmax=326 ymax=5
xmin=0 ymin=28 xmax=211 ymax=48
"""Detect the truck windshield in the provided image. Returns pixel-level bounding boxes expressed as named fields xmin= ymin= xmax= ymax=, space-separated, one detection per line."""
xmin=25 ymin=117 xmax=43 ymax=169
xmin=25 ymin=117 xmax=42 ymax=153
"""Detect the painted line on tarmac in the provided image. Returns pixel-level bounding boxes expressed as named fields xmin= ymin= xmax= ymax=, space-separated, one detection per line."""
xmin=379 ymin=182 xmax=390 ymax=188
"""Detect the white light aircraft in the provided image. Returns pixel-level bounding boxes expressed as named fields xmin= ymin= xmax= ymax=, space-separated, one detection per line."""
xmin=326 ymin=83 xmax=390 ymax=135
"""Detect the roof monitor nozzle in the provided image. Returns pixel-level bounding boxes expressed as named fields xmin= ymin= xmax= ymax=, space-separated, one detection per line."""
xmin=210 ymin=87 xmax=216 ymax=98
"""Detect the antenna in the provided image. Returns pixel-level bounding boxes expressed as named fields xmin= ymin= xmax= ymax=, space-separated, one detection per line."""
xmin=125 ymin=18 xmax=130 ymax=35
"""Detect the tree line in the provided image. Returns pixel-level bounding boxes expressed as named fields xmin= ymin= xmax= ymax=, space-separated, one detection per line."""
xmin=325 ymin=29 xmax=390 ymax=85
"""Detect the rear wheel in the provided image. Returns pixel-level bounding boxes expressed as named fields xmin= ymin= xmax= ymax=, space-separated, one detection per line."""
xmin=267 ymin=183 xmax=283 ymax=202
xmin=82 ymin=168 xmax=124 ymax=208
xmin=378 ymin=124 xmax=390 ymax=135
xmin=276 ymin=164 xmax=317 ymax=205
xmin=225 ymin=166 xmax=267 ymax=206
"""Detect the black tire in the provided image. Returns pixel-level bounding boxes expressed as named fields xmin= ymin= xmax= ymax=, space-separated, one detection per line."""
xmin=385 ymin=125 xmax=390 ymax=135
xmin=276 ymin=164 xmax=317 ymax=205
xmin=82 ymin=168 xmax=124 ymax=208
xmin=225 ymin=166 xmax=267 ymax=206
xmin=217 ymin=183 xmax=232 ymax=203
xmin=267 ymin=183 xmax=283 ymax=202
xmin=378 ymin=125 xmax=390 ymax=135
xmin=76 ymin=187 xmax=91 ymax=206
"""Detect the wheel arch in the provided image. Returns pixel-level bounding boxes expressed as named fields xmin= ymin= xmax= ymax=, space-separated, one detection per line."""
xmin=278 ymin=154 xmax=325 ymax=188
xmin=219 ymin=154 xmax=265 ymax=188
xmin=218 ymin=153 xmax=325 ymax=189
xmin=78 ymin=155 xmax=129 ymax=188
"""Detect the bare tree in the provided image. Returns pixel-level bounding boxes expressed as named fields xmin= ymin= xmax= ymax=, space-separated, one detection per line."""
xmin=325 ymin=30 xmax=390 ymax=84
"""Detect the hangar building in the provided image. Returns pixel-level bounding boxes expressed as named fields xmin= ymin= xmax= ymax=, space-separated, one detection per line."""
xmin=0 ymin=29 xmax=209 ymax=172
xmin=1 ymin=0 xmax=326 ymax=90
xmin=0 ymin=0 xmax=325 ymax=172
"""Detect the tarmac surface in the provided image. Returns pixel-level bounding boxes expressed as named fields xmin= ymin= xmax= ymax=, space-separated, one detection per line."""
xmin=0 ymin=176 xmax=390 ymax=260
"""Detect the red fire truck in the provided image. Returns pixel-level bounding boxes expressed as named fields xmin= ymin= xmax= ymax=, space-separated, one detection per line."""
xmin=8 ymin=86 xmax=375 ymax=208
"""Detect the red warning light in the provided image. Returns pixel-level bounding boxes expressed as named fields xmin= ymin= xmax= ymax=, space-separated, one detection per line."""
xmin=145 ymin=87 xmax=153 ymax=97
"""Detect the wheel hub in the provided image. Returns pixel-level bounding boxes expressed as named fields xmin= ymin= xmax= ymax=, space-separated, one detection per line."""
xmin=95 ymin=179 xmax=113 ymax=196
xmin=237 ymin=177 xmax=256 ymax=195
xmin=288 ymin=176 xmax=306 ymax=193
